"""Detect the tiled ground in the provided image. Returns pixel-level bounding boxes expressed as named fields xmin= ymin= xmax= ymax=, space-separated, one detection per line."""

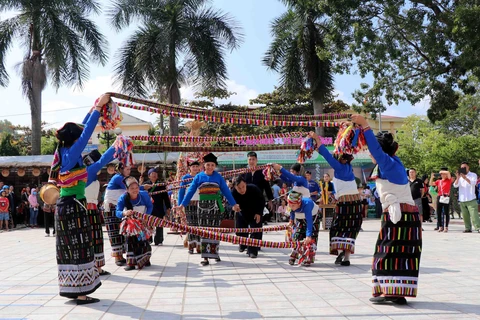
xmin=0 ymin=218 xmax=479 ymax=320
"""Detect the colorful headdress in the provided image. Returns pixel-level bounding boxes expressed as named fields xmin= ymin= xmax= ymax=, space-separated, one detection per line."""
xmin=124 ymin=176 xmax=139 ymax=188
xmin=287 ymin=191 xmax=303 ymax=206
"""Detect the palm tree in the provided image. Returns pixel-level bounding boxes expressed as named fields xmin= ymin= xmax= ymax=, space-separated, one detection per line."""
xmin=0 ymin=0 xmax=108 ymax=155
xmin=108 ymin=0 xmax=242 ymax=136
xmin=263 ymin=0 xmax=334 ymax=136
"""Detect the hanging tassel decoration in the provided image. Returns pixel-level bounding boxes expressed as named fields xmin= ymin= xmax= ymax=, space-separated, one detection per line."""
xmin=262 ymin=164 xmax=279 ymax=181
xmin=334 ymin=123 xmax=367 ymax=156
xmin=95 ymin=98 xmax=123 ymax=131
xmin=114 ymin=135 xmax=135 ymax=166
xmin=120 ymin=217 xmax=153 ymax=241
xmin=296 ymin=137 xmax=317 ymax=163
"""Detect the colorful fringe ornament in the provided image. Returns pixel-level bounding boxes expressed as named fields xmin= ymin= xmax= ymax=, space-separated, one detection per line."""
xmin=114 ymin=135 xmax=135 ymax=166
xmin=262 ymin=164 xmax=279 ymax=182
xmin=95 ymin=98 xmax=122 ymax=131
xmin=134 ymin=145 xmax=299 ymax=153
xmin=333 ymin=123 xmax=367 ymax=156
xmin=129 ymin=132 xmax=304 ymax=143
xmin=296 ymin=137 xmax=317 ymax=163
xmin=119 ymin=217 xmax=153 ymax=241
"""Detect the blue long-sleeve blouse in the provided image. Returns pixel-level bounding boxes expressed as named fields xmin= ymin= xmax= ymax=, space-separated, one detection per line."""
xmin=180 ymin=171 xmax=236 ymax=207
xmin=177 ymin=173 xmax=193 ymax=205
xmin=116 ymin=190 xmax=153 ymax=218
xmin=289 ymin=198 xmax=315 ymax=237
xmin=280 ymin=167 xmax=309 ymax=188
xmin=364 ymin=130 xmax=408 ymax=185
xmin=86 ymin=147 xmax=115 ymax=187
xmin=318 ymin=145 xmax=355 ymax=182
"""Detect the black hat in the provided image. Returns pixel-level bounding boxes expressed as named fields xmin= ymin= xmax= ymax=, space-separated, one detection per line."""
xmin=82 ymin=149 xmax=102 ymax=166
xmin=56 ymin=123 xmax=84 ymax=145
xmin=188 ymin=161 xmax=200 ymax=167
xmin=203 ymin=153 xmax=218 ymax=165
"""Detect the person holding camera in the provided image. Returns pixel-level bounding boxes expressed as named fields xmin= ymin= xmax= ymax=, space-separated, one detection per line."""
xmin=454 ymin=162 xmax=480 ymax=233
xmin=429 ymin=168 xmax=455 ymax=232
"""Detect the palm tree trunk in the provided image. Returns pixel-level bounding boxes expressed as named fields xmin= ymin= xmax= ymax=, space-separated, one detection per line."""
xmin=29 ymin=56 xmax=44 ymax=155
xmin=313 ymin=98 xmax=325 ymax=137
xmin=168 ymin=82 xmax=180 ymax=138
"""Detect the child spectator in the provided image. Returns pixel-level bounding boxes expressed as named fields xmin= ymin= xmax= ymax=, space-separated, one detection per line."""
xmin=0 ymin=189 xmax=10 ymax=231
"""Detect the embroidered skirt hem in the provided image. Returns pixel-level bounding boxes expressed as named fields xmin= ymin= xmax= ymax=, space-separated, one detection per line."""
xmin=371 ymin=203 xmax=422 ymax=298
xmin=103 ymin=205 xmax=124 ymax=258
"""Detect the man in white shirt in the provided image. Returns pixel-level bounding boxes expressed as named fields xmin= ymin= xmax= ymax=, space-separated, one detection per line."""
xmin=454 ymin=162 xmax=480 ymax=233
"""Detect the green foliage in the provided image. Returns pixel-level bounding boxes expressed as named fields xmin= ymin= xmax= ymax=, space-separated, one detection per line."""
xmin=40 ymin=135 xmax=58 ymax=155
xmin=318 ymin=0 xmax=480 ymax=122
xmin=0 ymin=120 xmax=14 ymax=135
xmin=396 ymin=115 xmax=480 ymax=176
xmin=0 ymin=133 xmax=20 ymax=156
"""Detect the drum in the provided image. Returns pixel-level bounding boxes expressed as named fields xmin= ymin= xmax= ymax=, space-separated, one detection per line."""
xmin=40 ymin=184 xmax=60 ymax=205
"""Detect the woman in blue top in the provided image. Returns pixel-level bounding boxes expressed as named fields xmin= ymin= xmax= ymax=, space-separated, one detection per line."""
xmin=47 ymin=94 xmax=110 ymax=305
xmin=179 ymin=153 xmax=240 ymax=266
xmin=351 ymin=114 xmax=420 ymax=306
xmin=116 ymin=176 xmax=153 ymax=271
xmin=272 ymin=163 xmax=310 ymax=197
xmin=178 ymin=160 xmax=202 ymax=254
xmin=287 ymin=192 xmax=320 ymax=266
xmin=310 ymin=131 xmax=363 ymax=266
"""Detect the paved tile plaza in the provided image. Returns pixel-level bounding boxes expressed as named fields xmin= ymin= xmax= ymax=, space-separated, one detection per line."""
xmin=0 ymin=218 xmax=479 ymax=320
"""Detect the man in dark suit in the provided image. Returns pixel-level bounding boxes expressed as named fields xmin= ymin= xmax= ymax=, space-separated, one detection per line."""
xmin=232 ymin=176 xmax=265 ymax=258
xmin=244 ymin=152 xmax=274 ymax=213
xmin=143 ymin=168 xmax=171 ymax=246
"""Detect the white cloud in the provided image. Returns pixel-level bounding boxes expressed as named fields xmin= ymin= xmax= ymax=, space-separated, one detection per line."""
xmin=333 ymin=89 xmax=355 ymax=105
xmin=70 ymin=74 xmax=119 ymax=98
xmin=180 ymin=79 xmax=258 ymax=106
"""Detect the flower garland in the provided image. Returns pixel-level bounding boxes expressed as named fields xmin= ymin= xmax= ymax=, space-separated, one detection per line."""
xmin=134 ymin=145 xmax=299 ymax=153
xmin=333 ymin=122 xmax=368 ymax=156
xmin=135 ymin=212 xmax=302 ymax=248
xmin=129 ymin=132 xmax=305 ymax=143
xmin=108 ymin=92 xmax=349 ymax=122
xmin=296 ymin=137 xmax=317 ymax=163
xmin=114 ymin=135 xmax=135 ymax=166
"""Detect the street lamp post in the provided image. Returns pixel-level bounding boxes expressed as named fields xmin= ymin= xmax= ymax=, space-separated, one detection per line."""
xmin=98 ymin=128 xmax=122 ymax=147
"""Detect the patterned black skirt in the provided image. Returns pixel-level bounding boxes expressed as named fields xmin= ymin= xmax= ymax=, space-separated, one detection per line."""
xmin=87 ymin=204 xmax=104 ymax=268
xmin=125 ymin=236 xmax=152 ymax=269
xmin=103 ymin=204 xmax=124 ymax=258
xmin=55 ymin=196 xmax=101 ymax=297
xmin=330 ymin=196 xmax=363 ymax=255
xmin=372 ymin=204 xmax=422 ymax=298
xmin=198 ymin=199 xmax=223 ymax=259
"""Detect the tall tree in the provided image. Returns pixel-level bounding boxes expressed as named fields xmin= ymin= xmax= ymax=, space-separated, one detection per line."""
xmin=0 ymin=0 xmax=108 ymax=155
xmin=263 ymin=0 xmax=334 ymax=136
xmin=0 ymin=133 xmax=20 ymax=156
xmin=109 ymin=0 xmax=243 ymax=137
xmin=320 ymin=0 xmax=480 ymax=122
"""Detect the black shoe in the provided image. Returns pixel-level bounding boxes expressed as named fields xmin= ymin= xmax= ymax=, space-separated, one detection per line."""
xmin=99 ymin=270 xmax=111 ymax=276
xmin=239 ymin=247 xmax=246 ymax=253
xmin=288 ymin=259 xmax=295 ymax=266
xmin=387 ymin=297 xmax=407 ymax=305
xmin=215 ymin=257 xmax=221 ymax=262
xmin=249 ymin=253 xmax=258 ymax=259
xmin=335 ymin=252 xmax=345 ymax=265
xmin=145 ymin=261 xmax=151 ymax=267
xmin=124 ymin=265 xmax=135 ymax=271
xmin=369 ymin=296 xmax=386 ymax=304
xmin=463 ymin=230 xmax=472 ymax=233
xmin=76 ymin=297 xmax=100 ymax=305
xmin=115 ymin=258 xmax=126 ymax=266
xmin=340 ymin=260 xmax=350 ymax=266
xmin=201 ymin=259 xmax=209 ymax=266
xmin=188 ymin=250 xmax=194 ymax=254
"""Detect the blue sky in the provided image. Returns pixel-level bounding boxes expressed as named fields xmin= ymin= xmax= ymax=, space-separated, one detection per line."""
xmin=0 ymin=0 xmax=429 ymax=129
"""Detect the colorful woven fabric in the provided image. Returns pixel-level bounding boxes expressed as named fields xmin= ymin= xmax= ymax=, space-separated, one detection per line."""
xmin=329 ymin=198 xmax=363 ymax=255
xmin=130 ymin=132 xmax=305 ymax=143
xmin=109 ymin=92 xmax=349 ymax=123
xmin=334 ymin=123 xmax=368 ymax=156
xmin=135 ymin=212 xmax=301 ymax=249
xmin=134 ymin=145 xmax=299 ymax=152
xmin=58 ymin=166 xmax=88 ymax=188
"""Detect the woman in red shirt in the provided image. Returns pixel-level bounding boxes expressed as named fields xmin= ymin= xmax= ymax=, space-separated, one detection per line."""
xmin=429 ymin=168 xmax=456 ymax=232
xmin=0 ymin=189 xmax=10 ymax=231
